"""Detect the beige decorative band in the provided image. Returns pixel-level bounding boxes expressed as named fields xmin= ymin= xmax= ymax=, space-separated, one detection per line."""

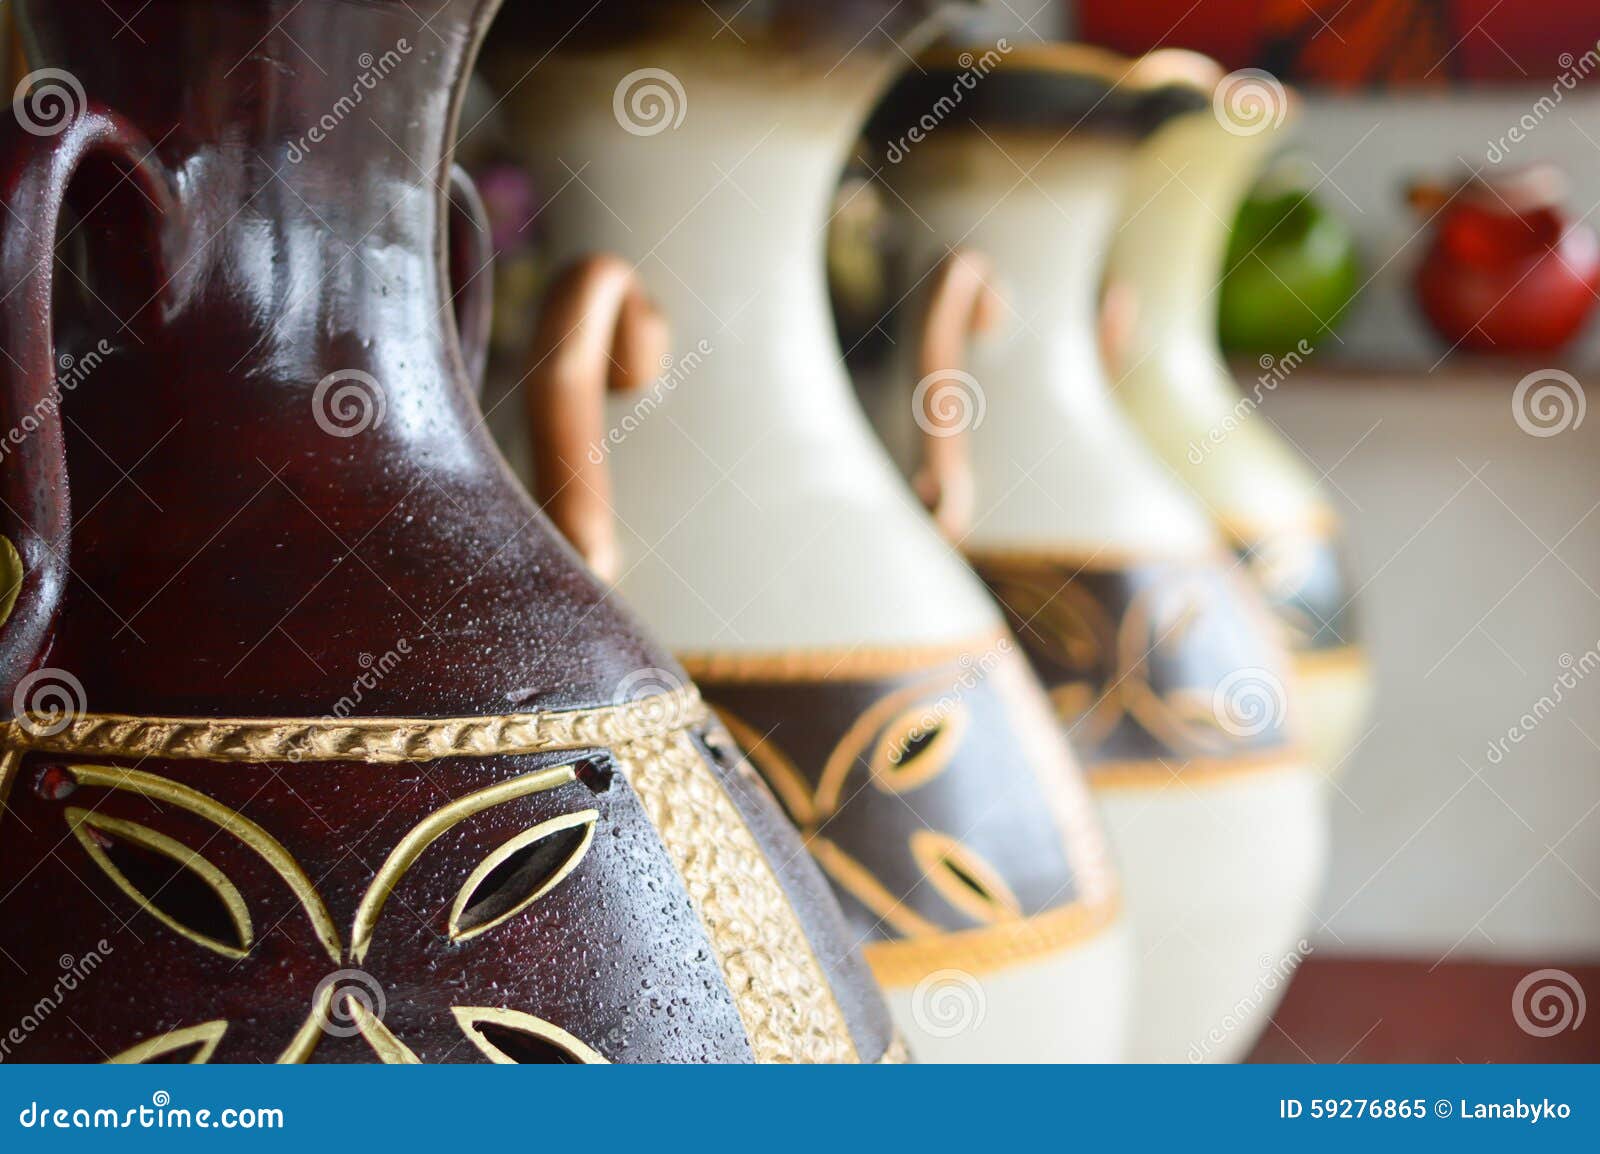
xmin=678 ymin=628 xmax=1012 ymax=683
xmin=862 ymin=894 xmax=1121 ymax=987
xmin=1088 ymin=752 xmax=1305 ymax=792
xmin=0 ymin=687 xmax=860 ymax=1065
xmin=963 ymin=541 xmax=1227 ymax=570
xmin=1291 ymin=644 xmax=1370 ymax=678
xmin=0 ymin=687 xmax=707 ymax=765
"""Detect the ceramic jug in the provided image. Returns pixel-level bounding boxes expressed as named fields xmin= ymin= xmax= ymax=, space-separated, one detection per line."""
xmin=1103 ymin=56 xmax=1372 ymax=780
xmin=868 ymin=44 xmax=1325 ymax=1063
xmin=0 ymin=0 xmax=900 ymax=1064
xmin=482 ymin=1 xmax=1130 ymax=1062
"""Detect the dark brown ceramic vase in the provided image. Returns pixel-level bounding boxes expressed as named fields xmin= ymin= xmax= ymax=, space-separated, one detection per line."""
xmin=0 ymin=0 xmax=896 ymax=1064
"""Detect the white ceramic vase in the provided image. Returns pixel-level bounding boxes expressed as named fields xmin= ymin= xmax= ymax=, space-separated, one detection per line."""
xmin=868 ymin=45 xmax=1327 ymax=1062
xmin=1104 ymin=60 xmax=1373 ymax=781
xmin=481 ymin=4 xmax=1131 ymax=1062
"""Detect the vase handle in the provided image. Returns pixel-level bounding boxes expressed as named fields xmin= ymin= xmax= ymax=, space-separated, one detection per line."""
xmin=0 ymin=107 xmax=177 ymax=706
xmin=524 ymin=255 xmax=667 ymax=582
xmin=446 ymin=164 xmax=493 ymax=396
xmin=911 ymin=248 xmax=1002 ymax=541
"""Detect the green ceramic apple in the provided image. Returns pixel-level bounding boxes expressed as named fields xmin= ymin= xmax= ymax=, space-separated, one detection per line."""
xmin=1219 ymin=180 xmax=1360 ymax=355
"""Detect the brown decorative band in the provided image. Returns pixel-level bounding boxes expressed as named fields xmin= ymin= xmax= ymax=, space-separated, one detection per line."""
xmin=678 ymin=629 xmax=1011 ymax=683
xmin=0 ymin=689 xmax=859 ymax=1065
xmin=862 ymin=894 xmax=1122 ymax=987
xmin=1220 ymin=516 xmax=1363 ymax=658
xmin=967 ymin=549 xmax=1304 ymax=785
xmin=689 ymin=636 xmax=1118 ymax=951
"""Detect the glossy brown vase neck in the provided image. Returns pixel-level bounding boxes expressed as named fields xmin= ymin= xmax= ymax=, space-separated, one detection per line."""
xmin=24 ymin=0 xmax=493 ymax=370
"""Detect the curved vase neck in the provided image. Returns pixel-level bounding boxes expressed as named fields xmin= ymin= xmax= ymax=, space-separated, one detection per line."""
xmin=882 ymin=132 xmax=1217 ymax=555
xmin=1106 ymin=111 xmax=1330 ymax=536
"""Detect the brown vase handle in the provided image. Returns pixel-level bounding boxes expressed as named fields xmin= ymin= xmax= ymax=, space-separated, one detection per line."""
xmin=446 ymin=164 xmax=493 ymax=396
xmin=525 ymin=255 xmax=667 ymax=583
xmin=912 ymin=249 xmax=1002 ymax=541
xmin=0 ymin=107 xmax=176 ymax=704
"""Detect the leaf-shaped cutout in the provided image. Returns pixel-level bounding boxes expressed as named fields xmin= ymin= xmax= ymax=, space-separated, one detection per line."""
xmin=66 ymin=808 xmax=252 ymax=958
xmin=449 ymin=809 xmax=598 ymax=941
xmin=0 ymin=534 xmax=21 ymax=629
xmin=107 ymin=1020 xmax=227 ymax=1064
xmin=867 ymin=701 xmax=970 ymax=794
xmin=910 ymin=830 xmax=1023 ymax=926
xmin=452 ymin=1007 xmax=608 ymax=1064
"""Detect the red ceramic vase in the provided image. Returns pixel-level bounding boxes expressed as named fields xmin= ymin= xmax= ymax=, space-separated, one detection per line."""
xmin=0 ymin=0 xmax=896 ymax=1064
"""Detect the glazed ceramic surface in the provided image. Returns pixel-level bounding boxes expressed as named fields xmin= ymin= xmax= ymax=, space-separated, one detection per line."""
xmin=1104 ymin=66 xmax=1372 ymax=780
xmin=0 ymin=0 xmax=896 ymax=1064
xmin=483 ymin=2 xmax=1131 ymax=1061
xmin=869 ymin=46 xmax=1326 ymax=1062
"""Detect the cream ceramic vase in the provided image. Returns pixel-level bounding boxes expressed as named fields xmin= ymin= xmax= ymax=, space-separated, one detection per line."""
xmin=481 ymin=3 xmax=1131 ymax=1062
xmin=1105 ymin=61 xmax=1372 ymax=780
xmin=869 ymin=45 xmax=1326 ymax=1063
